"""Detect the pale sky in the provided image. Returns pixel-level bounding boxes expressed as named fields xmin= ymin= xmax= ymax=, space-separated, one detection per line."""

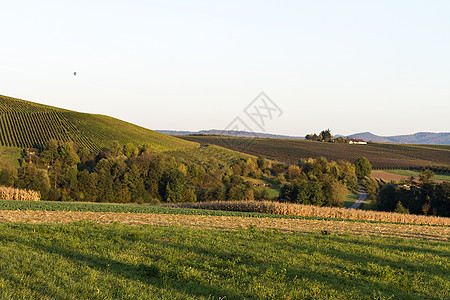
xmin=1 ymin=0 xmax=449 ymax=136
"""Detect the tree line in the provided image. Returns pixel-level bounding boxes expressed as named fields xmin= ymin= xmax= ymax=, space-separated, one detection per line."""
xmin=376 ymin=170 xmax=449 ymax=217
xmin=0 ymin=140 xmax=369 ymax=207
xmin=1 ymin=139 xmax=446 ymax=216
xmin=305 ymin=129 xmax=353 ymax=143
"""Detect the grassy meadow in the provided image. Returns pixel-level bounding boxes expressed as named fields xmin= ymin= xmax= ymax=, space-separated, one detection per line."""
xmin=0 ymin=146 xmax=21 ymax=168
xmin=0 ymin=221 xmax=448 ymax=299
xmin=344 ymin=193 xmax=359 ymax=208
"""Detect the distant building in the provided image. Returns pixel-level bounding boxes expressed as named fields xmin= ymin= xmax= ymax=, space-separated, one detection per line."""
xmin=348 ymin=139 xmax=367 ymax=145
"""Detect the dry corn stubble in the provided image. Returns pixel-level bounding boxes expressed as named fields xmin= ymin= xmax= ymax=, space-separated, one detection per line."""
xmin=170 ymin=201 xmax=450 ymax=226
xmin=0 ymin=186 xmax=40 ymax=201
xmin=0 ymin=209 xmax=447 ymax=241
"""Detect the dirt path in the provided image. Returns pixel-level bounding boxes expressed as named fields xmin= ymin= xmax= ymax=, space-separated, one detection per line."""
xmin=0 ymin=210 xmax=448 ymax=241
xmin=349 ymin=188 xmax=367 ymax=209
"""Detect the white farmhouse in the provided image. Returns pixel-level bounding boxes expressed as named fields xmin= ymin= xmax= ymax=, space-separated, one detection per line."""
xmin=348 ymin=139 xmax=367 ymax=145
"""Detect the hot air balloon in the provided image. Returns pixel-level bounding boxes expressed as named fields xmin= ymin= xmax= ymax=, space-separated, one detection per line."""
xmin=74 ymin=72 xmax=77 ymax=76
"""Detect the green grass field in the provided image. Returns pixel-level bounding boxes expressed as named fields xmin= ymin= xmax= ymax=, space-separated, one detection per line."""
xmin=0 ymin=222 xmax=448 ymax=299
xmin=343 ymin=193 xmax=359 ymax=208
xmin=0 ymin=146 xmax=21 ymax=168
xmin=385 ymin=169 xmax=450 ymax=181
xmin=168 ymin=144 xmax=253 ymax=169
xmin=179 ymin=136 xmax=450 ymax=169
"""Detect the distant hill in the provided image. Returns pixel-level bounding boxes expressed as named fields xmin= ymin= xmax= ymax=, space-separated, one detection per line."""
xmin=0 ymin=94 xmax=197 ymax=152
xmin=348 ymin=132 xmax=450 ymax=145
xmin=160 ymin=129 xmax=450 ymax=145
xmin=157 ymin=129 xmax=305 ymax=140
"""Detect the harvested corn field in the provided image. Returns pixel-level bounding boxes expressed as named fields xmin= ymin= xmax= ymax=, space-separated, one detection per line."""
xmin=170 ymin=201 xmax=450 ymax=226
xmin=0 ymin=210 xmax=448 ymax=241
xmin=0 ymin=186 xmax=40 ymax=201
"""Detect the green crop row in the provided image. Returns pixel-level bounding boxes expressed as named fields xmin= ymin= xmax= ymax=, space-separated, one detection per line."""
xmin=0 ymin=94 xmax=197 ymax=152
xmin=0 ymin=111 xmax=97 ymax=151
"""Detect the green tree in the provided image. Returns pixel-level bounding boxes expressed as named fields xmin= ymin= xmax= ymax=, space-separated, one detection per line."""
xmin=58 ymin=142 xmax=80 ymax=167
xmin=296 ymin=181 xmax=326 ymax=206
xmin=124 ymin=164 xmax=149 ymax=202
xmin=320 ymin=129 xmax=333 ymax=142
xmin=376 ymin=183 xmax=397 ymax=211
xmin=227 ymin=185 xmax=246 ymax=200
xmin=0 ymin=162 xmax=16 ymax=186
xmin=419 ymin=169 xmax=434 ymax=184
xmin=354 ymin=157 xmax=372 ymax=179
xmin=329 ymin=181 xmax=348 ymax=207
xmin=163 ymin=169 xmax=187 ymax=203
xmin=361 ymin=178 xmax=379 ymax=200
xmin=394 ymin=201 xmax=409 ymax=214
xmin=16 ymin=165 xmax=50 ymax=200
xmin=41 ymin=139 xmax=59 ymax=165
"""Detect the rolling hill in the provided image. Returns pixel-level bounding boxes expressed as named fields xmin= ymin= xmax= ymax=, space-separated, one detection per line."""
xmin=179 ymin=135 xmax=450 ymax=170
xmin=0 ymin=94 xmax=197 ymax=152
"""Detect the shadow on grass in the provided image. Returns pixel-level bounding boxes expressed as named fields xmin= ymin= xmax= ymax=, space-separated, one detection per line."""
xmin=3 ymin=223 xmax=448 ymax=299
xmin=143 ymin=230 xmax=437 ymax=299
xmin=8 ymin=231 xmax=244 ymax=299
xmin=283 ymin=234 xmax=449 ymax=280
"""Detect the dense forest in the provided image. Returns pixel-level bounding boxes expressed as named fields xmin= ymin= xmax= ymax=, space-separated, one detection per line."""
xmin=377 ymin=170 xmax=449 ymax=217
xmin=0 ymin=140 xmax=448 ymax=216
xmin=0 ymin=140 xmax=360 ymax=205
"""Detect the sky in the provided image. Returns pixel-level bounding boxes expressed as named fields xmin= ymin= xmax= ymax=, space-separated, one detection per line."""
xmin=1 ymin=0 xmax=449 ymax=137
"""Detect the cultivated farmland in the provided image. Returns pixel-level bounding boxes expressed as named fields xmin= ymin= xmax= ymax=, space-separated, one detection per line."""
xmin=0 ymin=95 xmax=197 ymax=152
xmin=0 ymin=211 xmax=448 ymax=299
xmin=180 ymin=135 xmax=450 ymax=169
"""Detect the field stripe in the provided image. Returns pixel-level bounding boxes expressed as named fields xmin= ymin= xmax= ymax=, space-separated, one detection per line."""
xmin=0 ymin=210 xmax=448 ymax=241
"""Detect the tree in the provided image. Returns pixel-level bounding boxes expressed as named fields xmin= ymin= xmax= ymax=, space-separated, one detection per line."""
xmin=354 ymin=157 xmax=372 ymax=179
xmin=320 ymin=129 xmax=333 ymax=142
xmin=257 ymin=156 xmax=270 ymax=170
xmin=309 ymin=156 xmax=330 ymax=178
xmin=338 ymin=161 xmax=358 ymax=192
xmin=377 ymin=183 xmax=397 ymax=211
xmin=296 ymin=181 xmax=326 ymax=206
xmin=329 ymin=181 xmax=348 ymax=207
xmin=419 ymin=169 xmax=434 ymax=184
xmin=394 ymin=201 xmax=409 ymax=214
xmin=433 ymin=182 xmax=449 ymax=217
xmin=41 ymin=139 xmax=59 ymax=165
xmin=16 ymin=165 xmax=50 ymax=200
xmin=57 ymin=142 xmax=80 ymax=167
xmin=124 ymin=164 xmax=148 ymax=202
xmin=0 ymin=162 xmax=16 ymax=186
xmin=288 ymin=165 xmax=302 ymax=179
xmin=162 ymin=169 xmax=186 ymax=203
xmin=227 ymin=185 xmax=246 ymax=200
xmin=361 ymin=178 xmax=379 ymax=200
